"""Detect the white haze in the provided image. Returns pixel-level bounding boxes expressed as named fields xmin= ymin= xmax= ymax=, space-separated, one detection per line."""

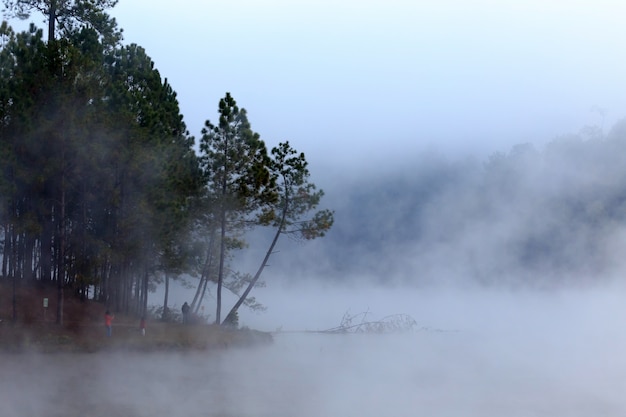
xmin=3 ymin=2 xmax=626 ymax=415
xmin=109 ymin=0 xmax=626 ymax=173
xmin=4 ymin=283 xmax=626 ymax=416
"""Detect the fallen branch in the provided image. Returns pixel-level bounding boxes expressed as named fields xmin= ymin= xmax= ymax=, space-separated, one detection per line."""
xmin=321 ymin=309 xmax=419 ymax=334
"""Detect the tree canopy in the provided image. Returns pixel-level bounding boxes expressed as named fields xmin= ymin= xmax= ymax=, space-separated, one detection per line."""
xmin=0 ymin=12 xmax=334 ymax=325
xmin=0 ymin=19 xmax=203 ymax=321
xmin=197 ymin=93 xmax=276 ymax=324
xmin=3 ymin=0 xmax=121 ymax=43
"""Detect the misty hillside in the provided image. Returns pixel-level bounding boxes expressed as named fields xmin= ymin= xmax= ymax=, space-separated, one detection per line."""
xmin=298 ymin=120 xmax=626 ymax=287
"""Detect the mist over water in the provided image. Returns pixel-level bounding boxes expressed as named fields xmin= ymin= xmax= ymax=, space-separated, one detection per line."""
xmin=48 ymin=118 xmax=626 ymax=417
xmin=4 ymin=283 xmax=626 ymax=417
xmin=3 ymin=3 xmax=626 ymax=416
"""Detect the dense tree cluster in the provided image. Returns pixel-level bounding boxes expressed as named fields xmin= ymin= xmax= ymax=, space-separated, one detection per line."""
xmin=0 ymin=3 xmax=333 ymax=325
xmin=0 ymin=21 xmax=203 ymax=321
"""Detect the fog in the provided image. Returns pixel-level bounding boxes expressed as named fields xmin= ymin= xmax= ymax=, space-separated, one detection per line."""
xmin=131 ymin=120 xmax=626 ymax=414
xmin=124 ymin=121 xmax=626 ymax=417
xmin=111 ymin=1 xmax=626 ymax=170
xmin=226 ymin=120 xmax=626 ymax=294
xmin=4 ymin=283 xmax=626 ymax=416
xmin=4 ymin=2 xmax=626 ymax=415
xmin=10 ymin=127 xmax=626 ymax=417
xmin=9 ymin=132 xmax=626 ymax=416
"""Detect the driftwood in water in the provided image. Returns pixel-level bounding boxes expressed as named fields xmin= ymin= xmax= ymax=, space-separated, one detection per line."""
xmin=321 ymin=309 xmax=419 ymax=334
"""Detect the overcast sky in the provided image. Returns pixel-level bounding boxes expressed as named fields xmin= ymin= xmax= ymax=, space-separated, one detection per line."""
xmin=103 ymin=0 xmax=626 ymax=172
xmin=4 ymin=1 xmax=625 ymax=171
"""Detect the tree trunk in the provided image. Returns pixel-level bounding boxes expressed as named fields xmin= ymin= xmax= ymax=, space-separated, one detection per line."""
xmin=2 ymin=222 xmax=8 ymax=278
xmin=11 ymin=266 xmax=17 ymax=323
xmin=40 ymin=214 xmax=52 ymax=283
xmin=47 ymin=1 xmax=57 ymax=42
xmin=191 ymin=229 xmax=216 ymax=313
xmin=142 ymin=269 xmax=149 ymax=317
xmin=23 ymin=233 xmax=34 ymax=282
xmin=215 ymin=209 xmax=226 ymax=325
xmin=56 ymin=172 xmax=65 ymax=325
xmin=223 ymin=199 xmax=287 ymax=324
xmin=162 ymin=272 xmax=170 ymax=321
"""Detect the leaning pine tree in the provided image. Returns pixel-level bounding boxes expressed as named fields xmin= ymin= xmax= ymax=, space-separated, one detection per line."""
xmin=198 ymin=93 xmax=276 ymax=325
xmin=222 ymin=141 xmax=334 ymax=326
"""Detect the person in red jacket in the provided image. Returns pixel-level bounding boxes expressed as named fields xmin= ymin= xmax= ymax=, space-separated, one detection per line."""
xmin=104 ymin=311 xmax=114 ymax=337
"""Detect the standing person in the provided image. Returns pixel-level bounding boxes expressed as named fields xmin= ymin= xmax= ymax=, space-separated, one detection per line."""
xmin=104 ymin=311 xmax=114 ymax=337
xmin=139 ymin=316 xmax=146 ymax=336
xmin=181 ymin=302 xmax=190 ymax=324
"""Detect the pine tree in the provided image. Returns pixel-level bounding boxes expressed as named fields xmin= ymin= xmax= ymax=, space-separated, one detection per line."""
xmin=198 ymin=93 xmax=275 ymax=324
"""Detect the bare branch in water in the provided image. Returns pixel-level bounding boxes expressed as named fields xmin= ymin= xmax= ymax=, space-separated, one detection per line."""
xmin=321 ymin=310 xmax=419 ymax=334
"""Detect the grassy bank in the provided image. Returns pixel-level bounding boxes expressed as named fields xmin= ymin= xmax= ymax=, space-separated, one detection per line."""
xmin=0 ymin=282 xmax=272 ymax=353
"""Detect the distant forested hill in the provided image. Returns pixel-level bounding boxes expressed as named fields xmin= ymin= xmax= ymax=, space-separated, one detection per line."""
xmin=292 ymin=120 xmax=626 ymax=287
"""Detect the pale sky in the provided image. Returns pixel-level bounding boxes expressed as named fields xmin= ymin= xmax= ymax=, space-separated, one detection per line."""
xmin=107 ymin=0 xmax=626 ymax=172
xmin=6 ymin=1 xmax=626 ymax=172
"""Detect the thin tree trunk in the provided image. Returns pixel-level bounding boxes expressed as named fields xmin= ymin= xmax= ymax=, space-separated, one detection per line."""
xmin=191 ymin=272 xmax=205 ymax=312
xmin=2 ymin=222 xmax=8 ymax=278
xmin=11 ymin=263 xmax=17 ymax=323
xmin=16 ymin=229 xmax=23 ymax=281
xmin=197 ymin=273 xmax=210 ymax=317
xmin=162 ymin=273 xmax=170 ymax=321
xmin=142 ymin=269 xmax=149 ymax=317
xmin=215 ymin=209 xmax=226 ymax=325
xmin=47 ymin=1 xmax=56 ymax=42
xmin=223 ymin=197 xmax=288 ymax=324
xmin=23 ymin=233 xmax=34 ymax=283
xmin=57 ymin=170 xmax=65 ymax=325
xmin=9 ymin=221 xmax=17 ymax=281
xmin=192 ymin=230 xmax=216 ymax=313
xmin=40 ymin=214 xmax=52 ymax=283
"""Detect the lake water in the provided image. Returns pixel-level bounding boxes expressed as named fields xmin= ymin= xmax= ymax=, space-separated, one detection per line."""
xmin=2 ymin=321 xmax=625 ymax=417
xmin=3 ymin=286 xmax=626 ymax=416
